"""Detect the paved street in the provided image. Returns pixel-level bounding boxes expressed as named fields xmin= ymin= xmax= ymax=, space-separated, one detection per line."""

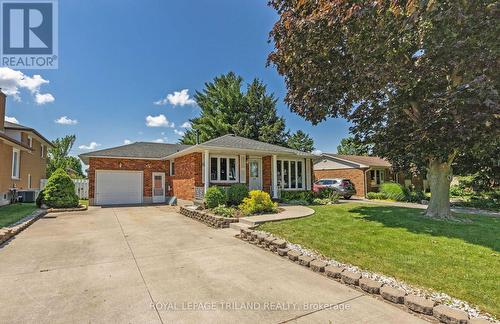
xmin=0 ymin=206 xmax=426 ymax=323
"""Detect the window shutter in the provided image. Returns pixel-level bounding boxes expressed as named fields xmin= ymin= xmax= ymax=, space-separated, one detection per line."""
xmin=239 ymin=155 xmax=246 ymax=183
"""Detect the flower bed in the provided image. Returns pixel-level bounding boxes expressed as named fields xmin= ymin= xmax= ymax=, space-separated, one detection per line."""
xmin=179 ymin=206 xmax=239 ymax=228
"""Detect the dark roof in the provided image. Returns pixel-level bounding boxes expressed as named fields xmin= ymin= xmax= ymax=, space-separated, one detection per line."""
xmin=201 ymin=134 xmax=308 ymax=155
xmin=79 ymin=142 xmax=192 ymax=164
xmin=4 ymin=121 xmax=53 ymax=147
xmin=323 ymin=153 xmax=391 ymax=168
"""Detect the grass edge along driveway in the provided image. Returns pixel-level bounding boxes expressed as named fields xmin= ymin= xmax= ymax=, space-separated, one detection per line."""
xmin=259 ymin=203 xmax=500 ymax=317
xmin=0 ymin=203 xmax=37 ymax=228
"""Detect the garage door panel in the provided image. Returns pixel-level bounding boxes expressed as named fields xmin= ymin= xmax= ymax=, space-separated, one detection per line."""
xmin=95 ymin=171 xmax=143 ymax=205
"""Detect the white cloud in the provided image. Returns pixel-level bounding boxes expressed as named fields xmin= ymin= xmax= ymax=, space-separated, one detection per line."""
xmin=123 ymin=139 xmax=132 ymax=145
xmin=35 ymin=93 xmax=55 ymax=105
xmin=181 ymin=121 xmax=192 ymax=128
xmin=145 ymin=114 xmax=174 ymax=128
xmin=174 ymin=129 xmax=185 ymax=136
xmin=0 ymin=67 xmax=55 ymax=104
xmin=312 ymin=149 xmax=323 ymax=156
xmin=55 ymin=116 xmax=78 ymax=125
xmin=4 ymin=116 xmax=19 ymax=124
xmin=78 ymin=142 xmax=101 ymax=150
xmin=154 ymin=89 xmax=196 ymax=106
xmin=153 ymin=138 xmax=165 ymax=143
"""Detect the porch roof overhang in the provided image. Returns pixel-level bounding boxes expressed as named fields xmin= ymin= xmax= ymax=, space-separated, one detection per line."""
xmin=162 ymin=144 xmax=316 ymax=160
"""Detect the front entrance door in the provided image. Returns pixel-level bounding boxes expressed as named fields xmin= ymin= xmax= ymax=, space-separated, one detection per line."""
xmin=152 ymin=172 xmax=165 ymax=203
xmin=248 ymin=158 xmax=262 ymax=190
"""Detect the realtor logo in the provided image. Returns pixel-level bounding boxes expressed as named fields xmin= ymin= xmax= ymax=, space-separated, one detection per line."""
xmin=1 ymin=0 xmax=58 ymax=69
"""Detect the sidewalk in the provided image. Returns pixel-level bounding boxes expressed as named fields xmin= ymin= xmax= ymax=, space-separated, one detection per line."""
xmin=341 ymin=198 xmax=500 ymax=217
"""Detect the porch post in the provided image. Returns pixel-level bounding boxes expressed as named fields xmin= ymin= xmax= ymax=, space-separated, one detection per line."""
xmin=305 ymin=158 xmax=312 ymax=190
xmin=272 ymin=154 xmax=278 ymax=199
xmin=204 ymin=150 xmax=210 ymax=194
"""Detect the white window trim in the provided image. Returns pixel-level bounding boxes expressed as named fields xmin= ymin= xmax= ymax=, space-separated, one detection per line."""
xmin=12 ymin=148 xmax=20 ymax=179
xmin=277 ymin=158 xmax=305 ymax=191
xmin=210 ymin=155 xmax=239 ymax=183
xmin=27 ymin=136 xmax=33 ymax=148
xmin=41 ymin=144 xmax=45 ymax=158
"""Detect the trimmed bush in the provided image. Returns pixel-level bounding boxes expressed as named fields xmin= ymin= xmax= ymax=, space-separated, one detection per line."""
xmin=227 ymin=183 xmax=249 ymax=206
xmin=366 ymin=192 xmax=387 ymax=200
xmin=204 ymin=186 xmax=227 ymax=209
xmin=379 ymin=182 xmax=406 ymax=201
xmin=42 ymin=168 xmax=79 ymax=208
xmin=239 ymin=190 xmax=278 ymax=215
xmin=280 ymin=190 xmax=314 ymax=204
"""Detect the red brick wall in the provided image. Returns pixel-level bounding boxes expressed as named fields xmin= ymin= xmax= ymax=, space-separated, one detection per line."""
xmin=88 ymin=158 xmax=169 ymax=202
xmin=314 ymin=168 xmax=367 ymax=197
xmin=171 ymin=152 xmax=202 ymax=200
xmin=262 ymin=155 xmax=272 ymax=193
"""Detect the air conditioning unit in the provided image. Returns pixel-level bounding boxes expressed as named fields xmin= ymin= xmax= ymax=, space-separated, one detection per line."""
xmin=18 ymin=190 xmax=36 ymax=203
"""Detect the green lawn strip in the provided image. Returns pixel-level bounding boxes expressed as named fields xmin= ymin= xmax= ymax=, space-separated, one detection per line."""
xmin=259 ymin=203 xmax=500 ymax=317
xmin=0 ymin=203 xmax=38 ymax=228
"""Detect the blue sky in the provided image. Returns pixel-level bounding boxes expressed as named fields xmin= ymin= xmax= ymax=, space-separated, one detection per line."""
xmin=2 ymin=0 xmax=351 ymax=156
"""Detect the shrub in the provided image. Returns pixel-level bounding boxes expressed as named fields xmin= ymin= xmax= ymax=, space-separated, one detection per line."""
xmin=212 ymin=205 xmax=236 ymax=218
xmin=379 ymin=182 xmax=406 ymax=201
xmin=227 ymin=183 xmax=249 ymax=206
xmin=283 ymin=199 xmax=310 ymax=206
xmin=280 ymin=190 xmax=314 ymax=204
xmin=42 ymin=168 xmax=79 ymax=208
xmin=406 ymin=190 xmax=427 ymax=203
xmin=316 ymin=187 xmax=334 ymax=199
xmin=204 ymin=186 xmax=227 ymax=209
xmin=366 ymin=192 xmax=387 ymax=200
xmin=36 ymin=189 xmax=45 ymax=208
xmin=239 ymin=190 xmax=278 ymax=215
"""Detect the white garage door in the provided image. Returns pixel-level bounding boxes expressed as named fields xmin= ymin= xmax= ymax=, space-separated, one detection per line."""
xmin=95 ymin=171 xmax=143 ymax=205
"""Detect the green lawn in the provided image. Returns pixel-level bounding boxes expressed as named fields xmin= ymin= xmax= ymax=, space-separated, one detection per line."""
xmin=0 ymin=203 xmax=38 ymax=228
xmin=259 ymin=203 xmax=500 ymax=317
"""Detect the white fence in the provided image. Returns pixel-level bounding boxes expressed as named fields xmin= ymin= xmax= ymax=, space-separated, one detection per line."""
xmin=40 ymin=178 xmax=89 ymax=199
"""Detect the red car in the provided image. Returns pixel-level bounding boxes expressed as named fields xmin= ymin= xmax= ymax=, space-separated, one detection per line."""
xmin=313 ymin=178 xmax=356 ymax=199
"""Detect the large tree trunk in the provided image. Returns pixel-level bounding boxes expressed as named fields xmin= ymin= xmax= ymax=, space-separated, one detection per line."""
xmin=425 ymin=158 xmax=453 ymax=219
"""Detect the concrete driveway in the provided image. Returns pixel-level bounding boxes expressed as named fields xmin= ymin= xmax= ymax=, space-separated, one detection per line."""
xmin=0 ymin=206 xmax=426 ymax=323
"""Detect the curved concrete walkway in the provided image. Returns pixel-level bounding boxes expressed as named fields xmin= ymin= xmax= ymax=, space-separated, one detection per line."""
xmin=238 ymin=205 xmax=315 ymax=227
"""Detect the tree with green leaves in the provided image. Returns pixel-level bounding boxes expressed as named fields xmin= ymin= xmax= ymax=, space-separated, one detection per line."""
xmin=47 ymin=135 xmax=85 ymax=178
xmin=269 ymin=0 xmax=499 ymax=218
xmin=337 ymin=137 xmax=371 ymax=156
xmin=287 ymin=130 xmax=314 ymax=152
xmin=181 ymin=72 xmax=288 ymax=145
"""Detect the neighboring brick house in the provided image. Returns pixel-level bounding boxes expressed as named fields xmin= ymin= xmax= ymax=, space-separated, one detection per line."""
xmin=0 ymin=91 xmax=53 ymax=205
xmin=79 ymin=134 xmax=315 ymax=205
xmin=313 ymin=154 xmax=426 ymax=197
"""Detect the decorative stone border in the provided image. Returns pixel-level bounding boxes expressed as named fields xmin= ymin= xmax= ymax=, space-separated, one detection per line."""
xmin=0 ymin=209 xmax=47 ymax=246
xmin=180 ymin=206 xmax=239 ymax=228
xmin=237 ymin=229 xmax=494 ymax=324
xmin=46 ymin=205 xmax=88 ymax=213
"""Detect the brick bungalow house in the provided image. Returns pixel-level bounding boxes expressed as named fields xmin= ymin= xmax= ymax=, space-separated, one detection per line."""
xmin=0 ymin=91 xmax=54 ymax=205
xmin=313 ymin=153 xmax=427 ymax=197
xmin=79 ymin=134 xmax=315 ymax=206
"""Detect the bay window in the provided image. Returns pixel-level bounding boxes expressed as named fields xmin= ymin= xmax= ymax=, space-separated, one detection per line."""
xmin=370 ymin=169 xmax=385 ymax=186
xmin=277 ymin=159 xmax=305 ymax=190
xmin=210 ymin=156 xmax=238 ymax=182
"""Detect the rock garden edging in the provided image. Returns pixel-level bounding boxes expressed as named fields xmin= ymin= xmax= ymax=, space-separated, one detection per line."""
xmin=237 ymin=228 xmax=496 ymax=324
xmin=180 ymin=206 xmax=239 ymax=228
